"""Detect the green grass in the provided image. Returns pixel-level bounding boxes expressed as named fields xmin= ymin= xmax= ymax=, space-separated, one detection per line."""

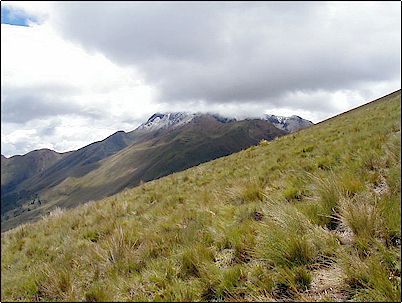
xmin=1 ymin=90 xmax=401 ymax=302
xmin=2 ymin=116 xmax=286 ymax=232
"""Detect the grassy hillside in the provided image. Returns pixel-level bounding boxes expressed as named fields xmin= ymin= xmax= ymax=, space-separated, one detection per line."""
xmin=1 ymin=90 xmax=400 ymax=302
xmin=1 ymin=116 xmax=285 ymax=232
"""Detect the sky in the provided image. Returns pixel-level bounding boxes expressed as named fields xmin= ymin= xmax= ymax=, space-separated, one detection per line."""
xmin=1 ymin=1 xmax=401 ymax=157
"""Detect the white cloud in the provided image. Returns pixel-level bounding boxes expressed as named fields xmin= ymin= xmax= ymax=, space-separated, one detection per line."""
xmin=1 ymin=2 xmax=400 ymax=156
xmin=41 ymin=1 xmax=400 ymax=105
xmin=1 ymin=22 xmax=159 ymax=157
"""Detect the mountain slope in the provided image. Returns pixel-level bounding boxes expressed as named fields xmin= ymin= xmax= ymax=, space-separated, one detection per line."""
xmin=1 ymin=130 xmax=138 ymax=219
xmin=1 ymin=149 xmax=66 ymax=190
xmin=1 ymin=149 xmax=69 ymax=214
xmin=1 ymin=90 xmax=400 ymax=302
xmin=1 ymin=115 xmax=286 ymax=231
xmin=1 ymin=111 xmax=312 ymax=230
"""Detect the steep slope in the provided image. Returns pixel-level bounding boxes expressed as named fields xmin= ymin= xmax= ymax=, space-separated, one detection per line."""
xmin=0 ymin=131 xmax=137 ymax=218
xmin=1 ymin=90 xmax=399 ymax=302
xmin=1 ymin=149 xmax=68 ymax=213
xmin=1 ymin=110 xmax=312 ymax=230
xmin=1 ymin=115 xmax=286 ymax=231
xmin=1 ymin=149 xmax=66 ymax=190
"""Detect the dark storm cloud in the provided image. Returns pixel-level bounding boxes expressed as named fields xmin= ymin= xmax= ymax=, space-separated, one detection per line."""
xmin=50 ymin=2 xmax=401 ymax=110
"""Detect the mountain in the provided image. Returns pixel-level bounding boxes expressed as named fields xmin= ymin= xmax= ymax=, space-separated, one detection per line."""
xmin=136 ymin=112 xmax=197 ymax=132
xmin=1 ymin=90 xmax=400 ymax=302
xmin=1 ymin=114 xmax=288 ymax=231
xmin=1 ymin=148 xmax=67 ymax=196
xmin=136 ymin=112 xmax=313 ymax=134
xmin=262 ymin=114 xmax=313 ymax=132
xmin=1 ymin=131 xmax=137 ymax=220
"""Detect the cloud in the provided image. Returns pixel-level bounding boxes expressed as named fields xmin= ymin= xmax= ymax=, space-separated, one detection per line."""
xmin=47 ymin=2 xmax=400 ymax=107
xmin=1 ymin=84 xmax=87 ymax=123
xmin=1 ymin=2 xmax=400 ymax=156
xmin=1 ymin=114 xmax=149 ymax=157
xmin=1 ymin=22 xmax=159 ymax=156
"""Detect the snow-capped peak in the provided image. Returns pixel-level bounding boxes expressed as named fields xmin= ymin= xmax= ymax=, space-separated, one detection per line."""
xmin=136 ymin=111 xmax=313 ymax=134
xmin=136 ymin=112 xmax=198 ymax=132
xmin=261 ymin=114 xmax=313 ymax=132
xmin=264 ymin=114 xmax=287 ymax=124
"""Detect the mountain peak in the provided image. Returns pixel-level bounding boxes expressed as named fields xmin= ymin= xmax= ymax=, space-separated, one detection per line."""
xmin=262 ymin=114 xmax=313 ymax=132
xmin=210 ymin=113 xmax=237 ymax=123
xmin=137 ymin=112 xmax=197 ymax=132
xmin=136 ymin=111 xmax=313 ymax=134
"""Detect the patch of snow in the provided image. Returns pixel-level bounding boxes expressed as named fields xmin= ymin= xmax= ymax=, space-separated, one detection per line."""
xmin=262 ymin=114 xmax=313 ymax=132
xmin=136 ymin=112 xmax=313 ymax=133
xmin=136 ymin=112 xmax=198 ymax=132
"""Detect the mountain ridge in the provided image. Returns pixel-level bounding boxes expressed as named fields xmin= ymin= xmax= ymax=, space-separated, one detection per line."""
xmin=1 ymin=113 xmax=292 ymax=231
xmin=1 ymin=112 xmax=312 ymax=159
xmin=135 ymin=111 xmax=313 ymax=134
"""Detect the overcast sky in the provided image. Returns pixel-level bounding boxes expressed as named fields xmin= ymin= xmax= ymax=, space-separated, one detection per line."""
xmin=1 ymin=1 xmax=400 ymax=157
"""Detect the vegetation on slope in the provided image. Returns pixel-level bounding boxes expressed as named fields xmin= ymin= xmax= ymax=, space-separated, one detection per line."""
xmin=1 ymin=90 xmax=401 ymax=302
xmin=1 ymin=149 xmax=68 ymax=215
xmin=1 ymin=116 xmax=285 ymax=232
xmin=1 ymin=130 xmax=137 ymax=228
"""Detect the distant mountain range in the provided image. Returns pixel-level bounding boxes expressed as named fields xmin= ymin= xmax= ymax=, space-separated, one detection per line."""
xmin=136 ymin=112 xmax=313 ymax=133
xmin=1 ymin=112 xmax=312 ymax=231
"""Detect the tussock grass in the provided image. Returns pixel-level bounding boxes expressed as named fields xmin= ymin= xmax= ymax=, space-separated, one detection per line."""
xmin=340 ymin=248 xmax=401 ymax=302
xmin=1 ymin=91 xmax=401 ymax=302
xmin=275 ymin=266 xmax=313 ymax=295
xmin=340 ymin=194 xmax=381 ymax=235
xmin=255 ymin=200 xmax=339 ymax=270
